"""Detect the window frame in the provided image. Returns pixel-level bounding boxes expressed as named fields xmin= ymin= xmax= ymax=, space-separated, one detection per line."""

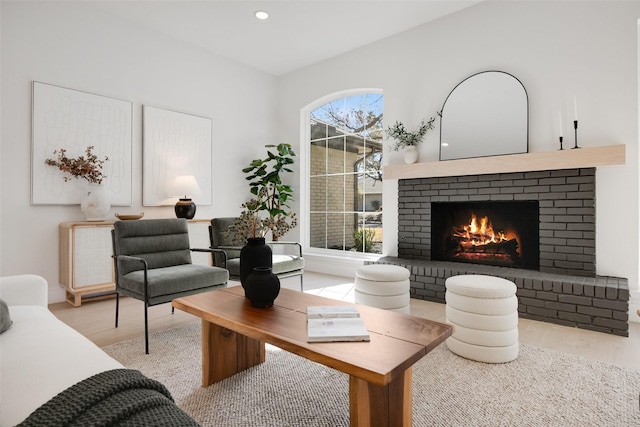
xmin=300 ymin=88 xmax=383 ymax=260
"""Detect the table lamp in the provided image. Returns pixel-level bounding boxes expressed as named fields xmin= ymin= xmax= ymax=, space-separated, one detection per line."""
xmin=169 ymin=175 xmax=201 ymax=219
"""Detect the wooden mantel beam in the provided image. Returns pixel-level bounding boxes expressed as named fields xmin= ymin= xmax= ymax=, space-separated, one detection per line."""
xmin=383 ymin=144 xmax=626 ymax=180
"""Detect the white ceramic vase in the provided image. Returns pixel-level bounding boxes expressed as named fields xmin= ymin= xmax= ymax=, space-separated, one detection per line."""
xmin=403 ymin=146 xmax=419 ymax=164
xmin=81 ymin=183 xmax=110 ymax=221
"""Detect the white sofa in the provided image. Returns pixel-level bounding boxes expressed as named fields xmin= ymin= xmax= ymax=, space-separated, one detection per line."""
xmin=0 ymin=274 xmax=124 ymax=426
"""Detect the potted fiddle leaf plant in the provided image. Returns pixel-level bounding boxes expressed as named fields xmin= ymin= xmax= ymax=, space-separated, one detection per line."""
xmin=243 ymin=142 xmax=297 ymax=240
xmin=226 ymin=143 xmax=298 ymax=244
xmin=227 ymin=143 xmax=298 ymax=290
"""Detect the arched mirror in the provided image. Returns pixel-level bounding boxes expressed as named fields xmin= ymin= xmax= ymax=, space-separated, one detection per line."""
xmin=439 ymin=71 xmax=528 ymax=161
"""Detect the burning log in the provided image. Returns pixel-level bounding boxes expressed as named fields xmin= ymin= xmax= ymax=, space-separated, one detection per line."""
xmin=453 ymin=230 xmax=494 ymax=242
xmin=457 ymin=238 xmax=519 ymax=255
xmin=437 ymin=209 xmax=531 ymax=268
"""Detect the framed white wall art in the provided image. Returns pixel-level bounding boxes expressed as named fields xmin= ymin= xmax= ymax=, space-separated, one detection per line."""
xmin=31 ymin=81 xmax=133 ymax=205
xmin=142 ymin=105 xmax=213 ymax=206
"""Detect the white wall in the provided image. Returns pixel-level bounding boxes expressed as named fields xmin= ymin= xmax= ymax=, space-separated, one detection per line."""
xmin=277 ymin=1 xmax=640 ymax=302
xmin=1 ymin=2 xmax=278 ymax=302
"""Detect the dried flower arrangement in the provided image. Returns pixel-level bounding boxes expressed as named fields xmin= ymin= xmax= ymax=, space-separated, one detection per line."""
xmin=224 ymin=198 xmax=298 ymax=245
xmin=45 ymin=146 xmax=108 ymax=184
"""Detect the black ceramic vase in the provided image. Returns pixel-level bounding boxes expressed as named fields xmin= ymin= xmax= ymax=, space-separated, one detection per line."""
xmin=244 ymin=267 xmax=281 ymax=308
xmin=239 ymin=237 xmax=273 ymax=288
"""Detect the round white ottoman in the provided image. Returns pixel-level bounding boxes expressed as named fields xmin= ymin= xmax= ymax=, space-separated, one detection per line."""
xmin=355 ymin=265 xmax=410 ymax=314
xmin=445 ymin=274 xmax=519 ymax=363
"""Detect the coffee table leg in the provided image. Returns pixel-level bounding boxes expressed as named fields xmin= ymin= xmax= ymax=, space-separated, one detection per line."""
xmin=349 ymin=367 xmax=412 ymax=427
xmin=201 ymin=319 xmax=266 ymax=387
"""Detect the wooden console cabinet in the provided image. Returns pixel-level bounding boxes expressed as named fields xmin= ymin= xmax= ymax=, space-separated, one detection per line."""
xmin=59 ymin=221 xmax=115 ymax=307
xmin=59 ymin=219 xmax=212 ymax=307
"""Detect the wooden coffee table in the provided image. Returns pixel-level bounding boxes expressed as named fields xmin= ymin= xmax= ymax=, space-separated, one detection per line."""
xmin=172 ymin=286 xmax=453 ymax=427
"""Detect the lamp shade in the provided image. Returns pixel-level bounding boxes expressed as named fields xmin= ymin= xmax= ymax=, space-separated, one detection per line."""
xmin=169 ymin=175 xmax=202 ymax=198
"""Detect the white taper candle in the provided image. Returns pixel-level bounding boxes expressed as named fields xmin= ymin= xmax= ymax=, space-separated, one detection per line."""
xmin=559 ymin=111 xmax=563 ymax=137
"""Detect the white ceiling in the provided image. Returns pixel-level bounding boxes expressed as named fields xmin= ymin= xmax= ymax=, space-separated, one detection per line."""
xmin=93 ymin=1 xmax=482 ymax=76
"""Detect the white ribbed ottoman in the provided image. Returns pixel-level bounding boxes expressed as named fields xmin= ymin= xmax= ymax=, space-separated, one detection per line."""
xmin=355 ymin=265 xmax=410 ymax=314
xmin=445 ymin=275 xmax=519 ymax=363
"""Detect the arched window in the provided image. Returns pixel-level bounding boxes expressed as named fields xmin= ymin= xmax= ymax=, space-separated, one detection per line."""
xmin=304 ymin=91 xmax=383 ymax=255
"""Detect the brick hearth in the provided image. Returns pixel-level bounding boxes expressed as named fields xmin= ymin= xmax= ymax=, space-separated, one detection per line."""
xmin=368 ymin=257 xmax=629 ymax=336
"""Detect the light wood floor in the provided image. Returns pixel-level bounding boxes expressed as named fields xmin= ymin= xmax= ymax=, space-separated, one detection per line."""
xmin=49 ymin=271 xmax=640 ymax=371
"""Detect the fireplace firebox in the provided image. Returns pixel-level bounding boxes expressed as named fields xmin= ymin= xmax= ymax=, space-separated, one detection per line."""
xmin=431 ymin=201 xmax=539 ymax=270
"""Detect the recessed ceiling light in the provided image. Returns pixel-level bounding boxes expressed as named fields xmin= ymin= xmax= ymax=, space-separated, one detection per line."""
xmin=255 ymin=10 xmax=269 ymax=20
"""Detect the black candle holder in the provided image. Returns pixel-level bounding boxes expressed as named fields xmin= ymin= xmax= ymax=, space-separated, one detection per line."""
xmin=559 ymin=136 xmax=564 ymax=150
xmin=573 ymin=120 xmax=580 ymax=149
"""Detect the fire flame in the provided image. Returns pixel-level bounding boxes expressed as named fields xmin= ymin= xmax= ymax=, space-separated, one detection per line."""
xmin=453 ymin=213 xmax=509 ymax=247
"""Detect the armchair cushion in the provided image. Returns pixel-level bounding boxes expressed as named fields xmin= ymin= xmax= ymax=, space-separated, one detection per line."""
xmin=272 ymin=255 xmax=305 ymax=276
xmin=119 ymin=264 xmax=228 ymax=305
xmin=114 ymin=219 xmax=193 ymax=276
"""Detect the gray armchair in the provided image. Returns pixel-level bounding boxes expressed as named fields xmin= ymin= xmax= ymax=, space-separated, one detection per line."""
xmin=112 ymin=218 xmax=229 ymax=353
xmin=209 ymin=217 xmax=304 ymax=290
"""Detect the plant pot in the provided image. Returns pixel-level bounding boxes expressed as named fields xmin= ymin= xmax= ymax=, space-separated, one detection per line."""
xmin=403 ymin=146 xmax=419 ymax=164
xmin=244 ymin=266 xmax=281 ymax=308
xmin=239 ymin=237 xmax=273 ymax=288
xmin=81 ymin=183 xmax=110 ymax=221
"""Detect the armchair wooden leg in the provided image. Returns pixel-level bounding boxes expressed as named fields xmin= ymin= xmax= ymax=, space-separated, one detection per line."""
xmin=300 ymin=275 xmax=304 ymax=292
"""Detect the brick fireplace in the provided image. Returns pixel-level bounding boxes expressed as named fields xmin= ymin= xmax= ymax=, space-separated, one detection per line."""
xmin=400 ymin=169 xmax=596 ymax=276
xmin=376 ymin=153 xmax=630 ymax=336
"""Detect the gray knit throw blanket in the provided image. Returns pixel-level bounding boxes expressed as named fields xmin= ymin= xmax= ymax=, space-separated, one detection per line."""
xmin=17 ymin=369 xmax=200 ymax=426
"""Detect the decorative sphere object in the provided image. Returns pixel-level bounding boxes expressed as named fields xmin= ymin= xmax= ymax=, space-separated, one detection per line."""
xmin=244 ymin=266 xmax=280 ymax=308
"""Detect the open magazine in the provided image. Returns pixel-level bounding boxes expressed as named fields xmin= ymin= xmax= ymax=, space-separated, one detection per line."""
xmin=306 ymin=306 xmax=370 ymax=343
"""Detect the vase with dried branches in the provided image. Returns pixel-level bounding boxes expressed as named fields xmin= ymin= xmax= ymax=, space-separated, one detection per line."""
xmin=45 ymin=146 xmax=111 ymax=220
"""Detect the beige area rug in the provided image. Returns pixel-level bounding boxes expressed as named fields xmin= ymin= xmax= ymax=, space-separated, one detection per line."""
xmin=102 ymin=322 xmax=640 ymax=427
